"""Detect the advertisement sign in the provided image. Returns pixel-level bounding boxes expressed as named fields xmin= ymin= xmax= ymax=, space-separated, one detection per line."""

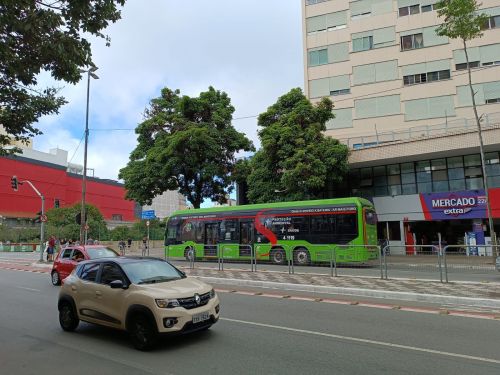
xmin=465 ymin=232 xmax=479 ymax=256
xmin=420 ymin=190 xmax=487 ymax=220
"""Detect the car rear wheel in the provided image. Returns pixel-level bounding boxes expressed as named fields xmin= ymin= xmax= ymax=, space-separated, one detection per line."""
xmin=59 ymin=302 xmax=79 ymax=331
xmin=129 ymin=314 xmax=157 ymax=351
xmin=51 ymin=271 xmax=61 ymax=286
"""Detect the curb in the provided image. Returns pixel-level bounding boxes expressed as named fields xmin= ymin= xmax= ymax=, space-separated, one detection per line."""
xmin=194 ymin=276 xmax=500 ymax=309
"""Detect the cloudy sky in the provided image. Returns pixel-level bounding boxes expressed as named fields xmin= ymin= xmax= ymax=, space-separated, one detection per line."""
xmin=34 ymin=0 xmax=304 ymax=181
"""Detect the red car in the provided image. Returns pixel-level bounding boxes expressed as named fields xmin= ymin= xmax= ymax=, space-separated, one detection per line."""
xmin=51 ymin=245 xmax=118 ymax=285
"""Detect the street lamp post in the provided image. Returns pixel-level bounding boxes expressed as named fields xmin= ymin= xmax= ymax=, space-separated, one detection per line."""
xmin=79 ymin=67 xmax=99 ymax=244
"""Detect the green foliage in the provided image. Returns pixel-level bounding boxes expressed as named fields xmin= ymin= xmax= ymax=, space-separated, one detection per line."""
xmin=0 ymin=225 xmax=40 ymax=243
xmin=45 ymin=203 xmax=109 ymax=241
xmin=109 ymin=219 xmax=165 ymax=241
xmin=119 ymin=87 xmax=254 ymax=208
xmin=0 ymin=0 xmax=126 ymax=154
xmin=245 ymin=88 xmax=349 ymax=203
xmin=435 ymin=0 xmax=488 ymax=41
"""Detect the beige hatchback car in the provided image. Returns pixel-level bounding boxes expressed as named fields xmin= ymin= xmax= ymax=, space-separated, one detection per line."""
xmin=58 ymin=257 xmax=220 ymax=350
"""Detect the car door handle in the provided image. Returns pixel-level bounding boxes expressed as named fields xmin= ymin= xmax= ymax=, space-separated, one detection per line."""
xmin=71 ymin=286 xmax=77 ymax=291
xmin=95 ymin=291 xmax=102 ymax=297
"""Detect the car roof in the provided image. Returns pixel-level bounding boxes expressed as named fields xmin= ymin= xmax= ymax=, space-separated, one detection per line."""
xmin=79 ymin=256 xmax=165 ymax=265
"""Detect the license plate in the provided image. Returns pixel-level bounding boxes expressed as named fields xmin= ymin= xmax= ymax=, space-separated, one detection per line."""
xmin=192 ymin=311 xmax=210 ymax=324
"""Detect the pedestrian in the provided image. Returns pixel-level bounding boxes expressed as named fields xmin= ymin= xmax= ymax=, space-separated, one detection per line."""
xmin=127 ymin=238 xmax=132 ymax=250
xmin=47 ymin=235 xmax=56 ymax=262
xmin=142 ymin=237 xmax=147 ymax=256
xmin=119 ymin=240 xmax=126 ymax=256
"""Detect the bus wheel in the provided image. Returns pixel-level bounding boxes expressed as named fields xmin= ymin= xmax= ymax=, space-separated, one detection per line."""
xmin=294 ymin=248 xmax=310 ymax=265
xmin=270 ymin=248 xmax=286 ymax=265
xmin=184 ymin=247 xmax=195 ymax=262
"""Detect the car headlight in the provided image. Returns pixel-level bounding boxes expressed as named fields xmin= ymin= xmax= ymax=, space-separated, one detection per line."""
xmin=156 ymin=299 xmax=180 ymax=308
xmin=209 ymin=288 xmax=216 ymax=299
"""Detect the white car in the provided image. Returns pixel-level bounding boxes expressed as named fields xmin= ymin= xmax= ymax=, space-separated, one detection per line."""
xmin=58 ymin=257 xmax=220 ymax=350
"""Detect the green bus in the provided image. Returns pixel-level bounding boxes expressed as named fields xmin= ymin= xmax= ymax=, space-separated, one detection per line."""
xmin=165 ymin=198 xmax=378 ymax=265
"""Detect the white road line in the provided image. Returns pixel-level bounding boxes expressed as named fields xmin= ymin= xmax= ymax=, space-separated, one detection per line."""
xmin=17 ymin=286 xmax=41 ymax=292
xmin=221 ymin=317 xmax=500 ymax=365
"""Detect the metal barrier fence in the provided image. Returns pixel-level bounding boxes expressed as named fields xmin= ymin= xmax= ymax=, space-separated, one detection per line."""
xmin=381 ymin=244 xmax=446 ymax=282
xmin=166 ymin=242 xmax=499 ymax=283
xmin=442 ymin=245 xmax=500 ymax=283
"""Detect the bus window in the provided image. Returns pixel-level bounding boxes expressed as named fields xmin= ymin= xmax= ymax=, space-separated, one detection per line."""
xmin=220 ymin=220 xmax=238 ymax=242
xmin=311 ymin=215 xmax=335 ymax=234
xmin=337 ymin=214 xmax=357 ymax=235
xmin=240 ymin=221 xmax=253 ymax=244
xmin=180 ymin=221 xmax=196 ymax=242
xmin=205 ymin=223 xmax=219 ymax=245
xmin=166 ymin=223 xmax=181 ymax=245
xmin=194 ymin=221 xmax=204 ymax=242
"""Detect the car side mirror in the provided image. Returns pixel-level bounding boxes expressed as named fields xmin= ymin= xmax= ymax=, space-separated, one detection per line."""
xmin=110 ymin=280 xmax=128 ymax=289
xmin=179 ymin=270 xmax=186 ymax=278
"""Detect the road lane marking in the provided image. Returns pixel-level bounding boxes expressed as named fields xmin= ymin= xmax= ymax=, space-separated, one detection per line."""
xmin=216 ymin=288 xmax=500 ymax=320
xmin=17 ymin=286 xmax=41 ymax=292
xmin=221 ymin=317 xmax=500 ymax=365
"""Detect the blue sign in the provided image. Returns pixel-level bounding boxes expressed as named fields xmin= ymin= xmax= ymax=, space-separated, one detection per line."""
xmin=141 ymin=210 xmax=156 ymax=219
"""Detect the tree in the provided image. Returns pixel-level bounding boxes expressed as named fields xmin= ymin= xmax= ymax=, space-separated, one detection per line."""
xmin=436 ymin=0 xmax=497 ymax=256
xmin=0 ymin=0 xmax=126 ymax=155
xmin=45 ymin=203 xmax=108 ymax=241
xmin=245 ymin=88 xmax=349 ymax=203
xmin=119 ymin=87 xmax=254 ymax=208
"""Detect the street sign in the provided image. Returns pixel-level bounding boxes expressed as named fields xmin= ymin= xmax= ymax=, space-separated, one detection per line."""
xmin=146 ymin=220 xmax=150 ymax=227
xmin=84 ymin=224 xmax=89 ymax=231
xmin=40 ymin=214 xmax=47 ymax=222
xmin=141 ymin=210 xmax=156 ymax=219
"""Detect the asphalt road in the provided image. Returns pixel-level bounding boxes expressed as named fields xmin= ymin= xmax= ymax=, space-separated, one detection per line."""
xmin=1 ymin=268 xmax=500 ymax=374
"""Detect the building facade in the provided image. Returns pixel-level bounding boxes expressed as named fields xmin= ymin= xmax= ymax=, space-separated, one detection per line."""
xmin=142 ymin=190 xmax=188 ymax=220
xmin=303 ymin=0 xmax=500 ymax=251
xmin=0 ymin=153 xmax=137 ymax=227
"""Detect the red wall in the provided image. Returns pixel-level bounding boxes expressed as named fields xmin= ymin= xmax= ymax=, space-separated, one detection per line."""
xmin=0 ymin=156 xmax=136 ymax=221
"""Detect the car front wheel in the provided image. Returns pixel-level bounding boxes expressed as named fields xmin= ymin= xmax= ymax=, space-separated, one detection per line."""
xmin=59 ymin=302 xmax=79 ymax=331
xmin=51 ymin=271 xmax=61 ymax=286
xmin=129 ymin=314 xmax=157 ymax=351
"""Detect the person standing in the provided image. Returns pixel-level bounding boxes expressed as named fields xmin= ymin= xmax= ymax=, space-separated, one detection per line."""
xmin=127 ymin=238 xmax=132 ymax=250
xmin=47 ymin=235 xmax=56 ymax=262
xmin=142 ymin=237 xmax=147 ymax=256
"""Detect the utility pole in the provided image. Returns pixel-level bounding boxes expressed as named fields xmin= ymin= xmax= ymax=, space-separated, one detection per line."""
xmin=79 ymin=66 xmax=99 ymax=244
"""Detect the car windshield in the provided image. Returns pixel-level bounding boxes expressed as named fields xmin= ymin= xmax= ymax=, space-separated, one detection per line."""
xmin=86 ymin=247 xmax=118 ymax=259
xmin=122 ymin=260 xmax=184 ymax=284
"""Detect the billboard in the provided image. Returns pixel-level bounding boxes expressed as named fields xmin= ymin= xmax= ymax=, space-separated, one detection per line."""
xmin=419 ymin=190 xmax=487 ymax=220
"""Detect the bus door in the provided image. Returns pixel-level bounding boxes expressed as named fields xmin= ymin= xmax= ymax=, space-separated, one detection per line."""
xmin=204 ymin=223 xmax=218 ymax=257
xmin=239 ymin=220 xmax=254 ymax=257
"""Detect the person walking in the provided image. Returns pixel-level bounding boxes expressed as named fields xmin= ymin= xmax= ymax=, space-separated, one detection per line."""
xmin=119 ymin=240 xmax=126 ymax=256
xmin=127 ymin=238 xmax=132 ymax=250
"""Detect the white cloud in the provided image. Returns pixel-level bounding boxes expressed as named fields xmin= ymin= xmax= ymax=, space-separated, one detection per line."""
xmin=33 ymin=0 xmax=303 ymax=180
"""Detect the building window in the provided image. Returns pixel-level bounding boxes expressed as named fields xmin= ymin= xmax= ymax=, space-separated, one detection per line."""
xmin=486 ymin=98 xmax=500 ymax=104
xmin=421 ymin=3 xmax=438 ymax=12
xmin=399 ymin=4 xmax=420 ymax=17
xmin=482 ymin=15 xmax=499 ymax=30
xmin=352 ymin=36 xmax=373 ymax=52
xmin=112 ymin=214 xmax=123 ymax=221
xmin=400 ymin=33 xmax=424 ymax=51
xmin=330 ymin=88 xmax=350 ymax=96
xmin=403 ymin=70 xmax=450 ymax=86
xmin=455 ymin=61 xmax=480 ymax=70
xmin=308 ymin=49 xmax=328 ymax=67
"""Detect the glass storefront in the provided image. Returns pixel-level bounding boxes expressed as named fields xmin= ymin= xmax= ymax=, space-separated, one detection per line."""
xmin=350 ymin=152 xmax=500 ymax=198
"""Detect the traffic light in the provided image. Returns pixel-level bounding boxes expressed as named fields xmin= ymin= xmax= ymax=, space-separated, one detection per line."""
xmin=34 ymin=211 xmax=42 ymax=223
xmin=11 ymin=176 xmax=18 ymax=191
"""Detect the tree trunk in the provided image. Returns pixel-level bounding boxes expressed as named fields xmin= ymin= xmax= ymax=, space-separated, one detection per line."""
xmin=464 ymin=38 xmax=497 ymax=260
